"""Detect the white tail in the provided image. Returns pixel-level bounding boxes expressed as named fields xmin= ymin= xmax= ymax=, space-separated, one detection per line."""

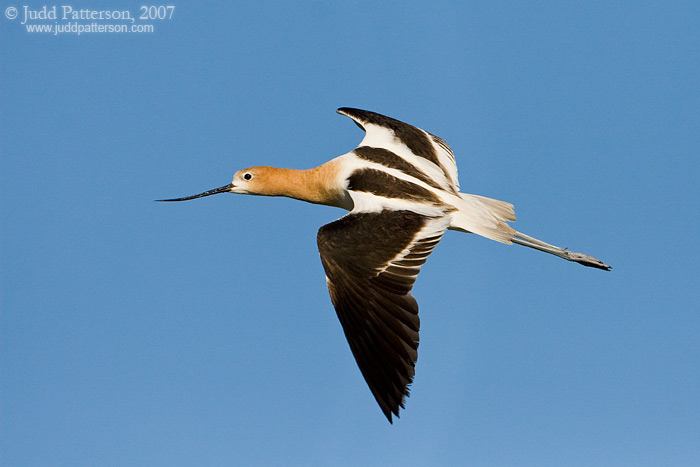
xmin=448 ymin=193 xmax=516 ymax=244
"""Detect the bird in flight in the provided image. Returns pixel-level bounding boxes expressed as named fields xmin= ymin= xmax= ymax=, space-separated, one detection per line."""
xmin=159 ymin=108 xmax=610 ymax=422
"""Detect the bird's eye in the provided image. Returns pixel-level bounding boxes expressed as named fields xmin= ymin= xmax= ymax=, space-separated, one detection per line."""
xmin=243 ymin=173 xmax=253 ymax=181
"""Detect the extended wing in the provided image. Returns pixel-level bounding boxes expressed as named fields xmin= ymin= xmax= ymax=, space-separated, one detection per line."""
xmin=317 ymin=210 xmax=450 ymax=422
xmin=338 ymin=107 xmax=460 ymax=193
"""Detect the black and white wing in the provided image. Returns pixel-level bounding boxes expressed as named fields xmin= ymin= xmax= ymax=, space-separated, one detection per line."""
xmin=317 ymin=210 xmax=450 ymax=422
xmin=337 ymin=107 xmax=460 ymax=193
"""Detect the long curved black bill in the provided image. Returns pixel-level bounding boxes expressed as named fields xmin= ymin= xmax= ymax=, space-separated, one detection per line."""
xmin=156 ymin=183 xmax=234 ymax=202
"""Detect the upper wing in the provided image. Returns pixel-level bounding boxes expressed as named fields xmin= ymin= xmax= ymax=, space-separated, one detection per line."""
xmin=337 ymin=107 xmax=460 ymax=192
xmin=317 ymin=209 xmax=450 ymax=422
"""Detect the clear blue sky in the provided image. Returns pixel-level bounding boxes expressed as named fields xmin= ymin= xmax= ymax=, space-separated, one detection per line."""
xmin=2 ymin=1 xmax=699 ymax=465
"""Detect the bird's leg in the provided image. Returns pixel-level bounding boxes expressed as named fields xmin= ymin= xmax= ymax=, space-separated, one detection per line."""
xmin=512 ymin=231 xmax=611 ymax=270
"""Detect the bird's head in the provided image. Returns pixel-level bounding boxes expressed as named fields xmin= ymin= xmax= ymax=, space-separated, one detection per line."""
xmin=156 ymin=166 xmax=282 ymax=202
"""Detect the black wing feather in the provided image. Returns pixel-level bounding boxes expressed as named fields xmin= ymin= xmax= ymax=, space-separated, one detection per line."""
xmin=317 ymin=210 xmax=447 ymax=422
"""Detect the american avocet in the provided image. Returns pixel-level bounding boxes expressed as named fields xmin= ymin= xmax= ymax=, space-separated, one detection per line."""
xmin=159 ymin=108 xmax=610 ymax=422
